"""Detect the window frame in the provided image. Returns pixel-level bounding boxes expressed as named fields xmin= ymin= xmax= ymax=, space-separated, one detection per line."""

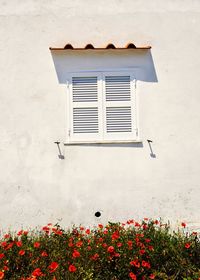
xmin=65 ymin=69 xmax=141 ymax=144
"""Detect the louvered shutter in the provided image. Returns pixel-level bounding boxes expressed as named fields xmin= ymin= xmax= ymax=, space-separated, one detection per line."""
xmin=68 ymin=73 xmax=103 ymax=142
xmin=102 ymin=73 xmax=137 ymax=141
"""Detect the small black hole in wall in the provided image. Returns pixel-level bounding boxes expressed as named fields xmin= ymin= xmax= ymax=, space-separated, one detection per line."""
xmin=95 ymin=211 xmax=101 ymax=217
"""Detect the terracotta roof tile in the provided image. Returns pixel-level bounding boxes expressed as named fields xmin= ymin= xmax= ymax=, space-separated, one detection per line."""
xmin=49 ymin=42 xmax=151 ymax=50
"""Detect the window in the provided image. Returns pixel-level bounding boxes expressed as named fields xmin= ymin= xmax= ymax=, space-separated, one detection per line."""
xmin=66 ymin=71 xmax=138 ymax=143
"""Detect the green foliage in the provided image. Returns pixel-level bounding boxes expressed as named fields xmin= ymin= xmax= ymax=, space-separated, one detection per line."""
xmin=0 ymin=219 xmax=199 ymax=279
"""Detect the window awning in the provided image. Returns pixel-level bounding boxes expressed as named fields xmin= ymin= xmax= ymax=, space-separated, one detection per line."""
xmin=49 ymin=43 xmax=151 ymax=51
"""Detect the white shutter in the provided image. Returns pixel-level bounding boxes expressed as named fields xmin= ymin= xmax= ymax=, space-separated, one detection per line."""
xmin=68 ymin=73 xmax=103 ymax=142
xmin=103 ymin=72 xmax=137 ymax=141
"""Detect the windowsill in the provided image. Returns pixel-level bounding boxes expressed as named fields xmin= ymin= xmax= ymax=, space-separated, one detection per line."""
xmin=64 ymin=139 xmax=143 ymax=145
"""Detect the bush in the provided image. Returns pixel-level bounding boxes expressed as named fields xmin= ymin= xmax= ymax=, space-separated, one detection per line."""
xmin=0 ymin=219 xmax=199 ymax=279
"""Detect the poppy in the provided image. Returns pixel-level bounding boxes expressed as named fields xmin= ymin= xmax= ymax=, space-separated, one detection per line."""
xmin=130 ymin=259 xmax=140 ymax=268
xmin=32 ymin=268 xmax=43 ymax=277
xmin=34 ymin=242 xmax=40 ymax=248
xmin=72 ymin=250 xmax=80 ymax=258
xmin=19 ymin=250 xmax=25 ymax=256
xmin=16 ymin=241 xmax=22 ymax=247
xmin=185 ymin=243 xmax=191 ymax=249
xmin=91 ymin=253 xmax=99 ymax=260
xmin=85 ymin=229 xmax=90 ymax=234
xmin=0 ymin=254 xmax=4 ymax=259
xmin=107 ymin=246 xmax=115 ymax=253
xmin=129 ymin=272 xmax=137 ymax=280
xmin=68 ymin=264 xmax=76 ymax=272
xmin=41 ymin=251 xmax=48 ymax=257
xmin=49 ymin=262 xmax=59 ymax=273
xmin=112 ymin=231 xmax=120 ymax=240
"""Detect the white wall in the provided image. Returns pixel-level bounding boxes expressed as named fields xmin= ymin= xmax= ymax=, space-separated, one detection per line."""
xmin=0 ymin=0 xmax=200 ymax=230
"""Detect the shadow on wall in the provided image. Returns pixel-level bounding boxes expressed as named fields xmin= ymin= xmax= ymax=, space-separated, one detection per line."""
xmin=50 ymin=49 xmax=158 ymax=84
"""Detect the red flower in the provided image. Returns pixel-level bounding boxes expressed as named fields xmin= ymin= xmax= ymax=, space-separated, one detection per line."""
xmin=19 ymin=250 xmax=25 ymax=256
xmin=130 ymin=259 xmax=140 ymax=268
xmin=185 ymin=243 xmax=191 ymax=249
xmin=112 ymin=231 xmax=120 ymax=240
xmin=17 ymin=230 xmax=23 ymax=236
xmin=32 ymin=268 xmax=43 ymax=277
xmin=148 ymin=245 xmax=154 ymax=251
xmin=1 ymin=242 xmax=7 ymax=248
xmin=135 ymin=222 xmax=141 ymax=227
xmin=85 ymin=229 xmax=90 ymax=234
xmin=49 ymin=262 xmax=59 ymax=273
xmin=117 ymin=242 xmax=122 ymax=247
xmin=135 ymin=237 xmax=140 ymax=244
xmin=91 ymin=253 xmax=99 ymax=260
xmin=114 ymin=252 xmax=120 ymax=257
xmin=6 ymin=242 xmax=14 ymax=250
xmin=42 ymin=226 xmax=50 ymax=233
xmin=72 ymin=250 xmax=80 ymax=258
xmin=68 ymin=264 xmax=76 ymax=272
xmin=0 ymin=254 xmax=4 ymax=259
xmin=139 ymin=249 xmax=145 ymax=255
xmin=129 ymin=272 xmax=137 ymax=280
xmin=3 ymin=266 xmax=8 ymax=272
xmin=145 ymin=238 xmax=151 ymax=243
xmin=41 ymin=251 xmax=48 ymax=257
xmin=142 ymin=260 xmax=151 ymax=269
xmin=76 ymin=241 xmax=83 ymax=248
xmin=127 ymin=219 xmax=134 ymax=224
xmin=68 ymin=238 xmax=74 ymax=247
xmin=4 ymin=234 xmax=10 ymax=239
xmin=143 ymin=224 xmax=148 ymax=230
xmin=107 ymin=246 xmax=115 ymax=253
xmin=127 ymin=240 xmax=133 ymax=248
xmin=181 ymin=222 xmax=186 ymax=228
xmin=52 ymin=228 xmax=63 ymax=236
xmin=102 ymin=243 xmax=107 ymax=248
xmin=16 ymin=241 xmax=22 ymax=247
xmin=34 ymin=242 xmax=40 ymax=248
xmin=149 ymin=274 xmax=155 ymax=279
xmin=0 ymin=271 xmax=4 ymax=279
xmin=98 ymin=224 xmax=103 ymax=229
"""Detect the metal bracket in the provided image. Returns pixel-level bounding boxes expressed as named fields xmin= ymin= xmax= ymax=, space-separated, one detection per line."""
xmin=147 ymin=139 xmax=156 ymax=158
xmin=54 ymin=141 xmax=65 ymax=159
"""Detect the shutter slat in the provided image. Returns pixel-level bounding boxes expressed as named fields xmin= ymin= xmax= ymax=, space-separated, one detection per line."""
xmin=105 ymin=76 xmax=131 ymax=101
xmin=72 ymin=77 xmax=98 ymax=102
xmin=106 ymin=106 xmax=132 ymax=133
xmin=73 ymin=107 xmax=99 ymax=134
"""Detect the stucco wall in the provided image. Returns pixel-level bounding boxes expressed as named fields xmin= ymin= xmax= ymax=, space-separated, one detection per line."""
xmin=0 ymin=0 xmax=200 ymax=230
